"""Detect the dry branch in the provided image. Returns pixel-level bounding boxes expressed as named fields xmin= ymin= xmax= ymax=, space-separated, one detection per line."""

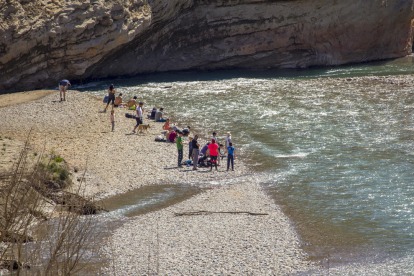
xmin=174 ymin=211 xmax=269 ymax=217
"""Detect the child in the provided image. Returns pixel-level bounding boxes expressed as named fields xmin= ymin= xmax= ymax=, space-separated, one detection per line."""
xmin=110 ymin=110 xmax=115 ymax=131
xmin=163 ymin=119 xmax=170 ymax=131
xmin=176 ymin=131 xmax=184 ymax=167
xmin=188 ymin=137 xmax=193 ymax=159
xmin=225 ymin=142 xmax=235 ymax=171
xmin=212 ymin=132 xmax=218 ymax=142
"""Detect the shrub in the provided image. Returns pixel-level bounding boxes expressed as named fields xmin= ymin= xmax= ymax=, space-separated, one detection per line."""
xmin=53 ymin=157 xmax=63 ymax=163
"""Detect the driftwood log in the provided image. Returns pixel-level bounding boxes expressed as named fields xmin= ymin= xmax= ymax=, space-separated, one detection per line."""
xmin=174 ymin=211 xmax=268 ymax=217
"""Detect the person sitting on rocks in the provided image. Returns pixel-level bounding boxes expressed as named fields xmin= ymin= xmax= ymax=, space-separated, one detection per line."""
xmin=200 ymin=142 xmax=210 ymax=157
xmin=182 ymin=126 xmax=191 ymax=136
xmin=173 ymin=125 xmax=181 ymax=133
xmin=169 ymin=128 xmax=177 ymax=143
xmin=148 ymin=107 xmax=157 ymax=119
xmin=165 ymin=126 xmax=173 ymax=140
xmin=163 ymin=119 xmax=170 ymax=131
xmin=125 ymin=96 xmax=137 ymax=109
xmin=114 ymin=93 xmax=123 ymax=107
xmin=155 ymin=108 xmax=167 ymax=122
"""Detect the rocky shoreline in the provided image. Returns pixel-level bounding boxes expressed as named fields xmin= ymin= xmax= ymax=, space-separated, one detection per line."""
xmin=0 ymin=88 xmax=319 ymax=274
xmin=0 ymin=90 xmax=250 ymax=200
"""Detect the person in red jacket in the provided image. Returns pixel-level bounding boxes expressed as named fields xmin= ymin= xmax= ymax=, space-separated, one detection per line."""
xmin=207 ymin=139 xmax=219 ymax=171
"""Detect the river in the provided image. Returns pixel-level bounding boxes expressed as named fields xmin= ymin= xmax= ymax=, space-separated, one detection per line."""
xmin=76 ymin=55 xmax=414 ymax=274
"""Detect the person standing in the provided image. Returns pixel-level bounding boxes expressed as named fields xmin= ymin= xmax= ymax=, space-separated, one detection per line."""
xmin=104 ymin=84 xmax=116 ymax=112
xmin=59 ymin=79 xmax=71 ymax=101
xmin=207 ymin=139 xmax=219 ymax=171
xmin=212 ymin=132 xmax=218 ymax=142
xmin=225 ymin=132 xmax=232 ymax=148
xmin=132 ymin=102 xmax=143 ymax=133
xmin=225 ymin=142 xmax=235 ymax=171
xmin=192 ymin=135 xmax=200 ymax=170
xmin=110 ymin=110 xmax=115 ymax=132
xmin=176 ymin=131 xmax=184 ymax=167
xmin=188 ymin=137 xmax=193 ymax=159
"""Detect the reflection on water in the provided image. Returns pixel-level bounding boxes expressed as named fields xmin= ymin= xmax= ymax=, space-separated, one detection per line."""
xmin=76 ymin=55 xmax=414 ymax=273
xmin=98 ymin=184 xmax=201 ymax=217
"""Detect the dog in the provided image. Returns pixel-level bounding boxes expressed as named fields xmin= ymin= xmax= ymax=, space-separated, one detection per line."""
xmin=137 ymin=124 xmax=151 ymax=134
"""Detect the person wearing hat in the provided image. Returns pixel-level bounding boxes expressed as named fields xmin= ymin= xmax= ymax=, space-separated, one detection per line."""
xmin=207 ymin=139 xmax=219 ymax=171
xmin=176 ymin=131 xmax=184 ymax=167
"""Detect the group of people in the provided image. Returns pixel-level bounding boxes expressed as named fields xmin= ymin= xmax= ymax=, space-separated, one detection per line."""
xmin=61 ymin=82 xmax=236 ymax=171
xmin=188 ymin=132 xmax=235 ymax=171
xmin=101 ymin=84 xmax=236 ymax=171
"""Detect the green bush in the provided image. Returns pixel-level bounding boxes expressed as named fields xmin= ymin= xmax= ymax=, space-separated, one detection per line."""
xmin=53 ymin=157 xmax=63 ymax=163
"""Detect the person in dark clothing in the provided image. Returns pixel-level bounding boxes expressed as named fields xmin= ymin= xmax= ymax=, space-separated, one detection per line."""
xmin=104 ymin=84 xmax=116 ymax=112
xmin=148 ymin=107 xmax=157 ymax=119
xmin=191 ymin=135 xmax=200 ymax=170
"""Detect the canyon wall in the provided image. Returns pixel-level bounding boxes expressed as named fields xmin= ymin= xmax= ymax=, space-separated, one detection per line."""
xmin=1 ymin=0 xmax=414 ymax=93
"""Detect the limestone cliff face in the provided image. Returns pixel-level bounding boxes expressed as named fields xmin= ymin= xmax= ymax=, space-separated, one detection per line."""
xmin=1 ymin=0 xmax=414 ymax=93
xmin=0 ymin=0 xmax=151 ymax=92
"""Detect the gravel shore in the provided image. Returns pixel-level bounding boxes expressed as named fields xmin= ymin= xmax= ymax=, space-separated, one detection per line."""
xmin=1 ymin=88 xmax=318 ymax=274
xmin=100 ymin=180 xmax=316 ymax=275
xmin=0 ymin=90 xmax=249 ymax=199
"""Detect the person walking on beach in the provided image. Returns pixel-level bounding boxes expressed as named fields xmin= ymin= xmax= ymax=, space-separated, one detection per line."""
xmin=110 ymin=110 xmax=115 ymax=132
xmin=176 ymin=131 xmax=184 ymax=167
xmin=132 ymin=102 xmax=143 ymax=133
xmin=104 ymin=84 xmax=116 ymax=112
xmin=225 ymin=142 xmax=235 ymax=171
xmin=192 ymin=135 xmax=200 ymax=170
xmin=59 ymin=79 xmax=71 ymax=101
xmin=207 ymin=139 xmax=219 ymax=171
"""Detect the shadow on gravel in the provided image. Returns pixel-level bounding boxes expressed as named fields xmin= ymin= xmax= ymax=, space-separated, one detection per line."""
xmin=164 ymin=167 xmax=179 ymax=170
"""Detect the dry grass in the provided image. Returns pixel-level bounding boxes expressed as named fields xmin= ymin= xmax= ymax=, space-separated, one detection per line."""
xmin=0 ymin=134 xmax=100 ymax=275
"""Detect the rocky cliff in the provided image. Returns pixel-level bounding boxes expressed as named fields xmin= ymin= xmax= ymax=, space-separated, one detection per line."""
xmin=1 ymin=0 xmax=413 ymax=93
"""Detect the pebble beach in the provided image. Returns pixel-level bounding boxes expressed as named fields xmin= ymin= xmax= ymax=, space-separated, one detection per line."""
xmin=0 ymin=89 xmax=318 ymax=274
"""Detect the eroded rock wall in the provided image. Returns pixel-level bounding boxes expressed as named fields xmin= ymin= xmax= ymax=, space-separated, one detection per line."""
xmin=1 ymin=0 xmax=414 ymax=93
xmin=0 ymin=0 xmax=151 ymax=93
xmin=87 ymin=0 xmax=414 ymax=79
